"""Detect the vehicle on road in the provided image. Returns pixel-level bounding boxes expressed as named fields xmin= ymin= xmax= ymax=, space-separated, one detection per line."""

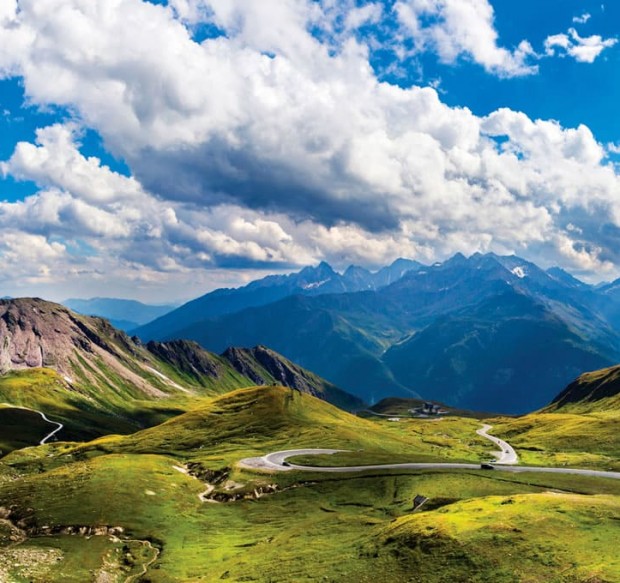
xmin=480 ymin=463 xmax=495 ymax=470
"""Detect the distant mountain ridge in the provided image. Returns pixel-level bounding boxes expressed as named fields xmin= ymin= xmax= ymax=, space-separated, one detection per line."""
xmin=134 ymin=253 xmax=620 ymax=413
xmin=134 ymin=258 xmax=422 ymax=340
xmin=63 ymin=297 xmax=176 ymax=331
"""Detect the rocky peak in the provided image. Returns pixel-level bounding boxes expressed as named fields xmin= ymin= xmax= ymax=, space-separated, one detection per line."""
xmin=0 ymin=297 xmax=171 ymax=399
xmin=147 ymin=339 xmax=225 ymax=381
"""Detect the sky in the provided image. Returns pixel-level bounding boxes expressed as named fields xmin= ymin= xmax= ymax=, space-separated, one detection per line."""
xmin=1 ymin=0 xmax=620 ymax=302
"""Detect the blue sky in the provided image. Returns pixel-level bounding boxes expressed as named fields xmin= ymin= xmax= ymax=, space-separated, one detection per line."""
xmin=426 ymin=1 xmax=620 ymax=143
xmin=1 ymin=0 xmax=620 ymax=301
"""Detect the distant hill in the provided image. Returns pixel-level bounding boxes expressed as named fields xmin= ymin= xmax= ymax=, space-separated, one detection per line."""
xmin=162 ymin=293 xmax=415 ymax=403
xmin=63 ymin=297 xmax=176 ymax=331
xmin=135 ymin=253 xmax=620 ymax=413
xmin=383 ymin=289 xmax=613 ymax=413
xmin=149 ymin=341 xmax=363 ymax=411
xmin=368 ymin=397 xmax=498 ymax=419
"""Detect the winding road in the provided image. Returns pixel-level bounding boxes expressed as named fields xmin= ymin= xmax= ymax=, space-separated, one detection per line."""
xmin=0 ymin=403 xmax=64 ymax=445
xmin=476 ymin=423 xmax=518 ymax=464
xmin=239 ymin=424 xmax=620 ymax=480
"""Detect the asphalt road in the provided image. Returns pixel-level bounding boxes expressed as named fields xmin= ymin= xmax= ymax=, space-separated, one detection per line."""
xmin=0 ymin=402 xmax=64 ymax=445
xmin=239 ymin=426 xmax=620 ymax=480
xmin=476 ymin=423 xmax=518 ymax=464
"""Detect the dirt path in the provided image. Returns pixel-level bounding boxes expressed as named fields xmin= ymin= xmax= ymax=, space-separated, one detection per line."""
xmin=123 ymin=540 xmax=160 ymax=583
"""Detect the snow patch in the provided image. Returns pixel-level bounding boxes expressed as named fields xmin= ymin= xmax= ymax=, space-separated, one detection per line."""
xmin=302 ymin=278 xmax=330 ymax=290
xmin=511 ymin=266 xmax=526 ymax=278
xmin=145 ymin=366 xmax=193 ymax=394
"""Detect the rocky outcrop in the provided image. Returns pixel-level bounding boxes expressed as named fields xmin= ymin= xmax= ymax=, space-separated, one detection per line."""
xmin=221 ymin=345 xmax=365 ymax=410
xmin=0 ymin=298 xmax=133 ymax=377
xmin=0 ymin=298 xmax=175 ymax=399
xmin=146 ymin=340 xmax=227 ymax=383
xmin=181 ymin=464 xmax=282 ymax=503
xmin=0 ymin=505 xmax=124 ymax=538
xmin=205 ymin=483 xmax=280 ymax=502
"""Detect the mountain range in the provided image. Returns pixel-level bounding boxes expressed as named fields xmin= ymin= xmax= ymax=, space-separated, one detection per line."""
xmin=133 ymin=253 xmax=620 ymax=413
xmin=62 ymin=297 xmax=177 ymax=331
xmin=134 ymin=258 xmax=422 ymax=340
xmin=0 ymin=298 xmax=361 ymax=448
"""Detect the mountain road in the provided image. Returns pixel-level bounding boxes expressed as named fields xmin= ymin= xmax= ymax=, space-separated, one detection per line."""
xmin=0 ymin=403 xmax=64 ymax=445
xmin=239 ymin=424 xmax=620 ymax=480
xmin=476 ymin=423 xmax=518 ymax=464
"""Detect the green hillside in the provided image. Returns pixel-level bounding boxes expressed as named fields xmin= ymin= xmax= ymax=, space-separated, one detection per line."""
xmin=375 ymin=492 xmax=620 ymax=582
xmin=488 ymin=363 xmax=620 ymax=470
xmin=1 ymin=384 xmax=620 ymax=581
xmin=547 ymin=363 xmax=620 ymax=413
xmin=0 ymin=299 xmax=362 ymax=455
xmin=491 ymin=412 xmax=620 ymax=470
xmin=82 ymin=385 xmax=482 ymax=464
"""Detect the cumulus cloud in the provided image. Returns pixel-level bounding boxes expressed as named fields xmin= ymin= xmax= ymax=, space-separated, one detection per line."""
xmin=1 ymin=124 xmax=143 ymax=204
xmin=0 ymin=0 xmax=620 ymax=299
xmin=394 ymin=0 xmax=538 ymax=77
xmin=0 ymin=231 xmax=68 ymax=286
xmin=544 ymin=27 xmax=617 ymax=63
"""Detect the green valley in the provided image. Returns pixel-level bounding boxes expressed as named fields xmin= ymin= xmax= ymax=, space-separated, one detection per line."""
xmin=1 ymin=381 xmax=620 ymax=582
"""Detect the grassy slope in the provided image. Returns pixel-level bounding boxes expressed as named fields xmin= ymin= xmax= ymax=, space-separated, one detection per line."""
xmin=0 ymin=406 xmax=55 ymax=456
xmin=547 ymin=363 xmax=620 ymax=413
xmin=2 ymin=385 xmax=620 ymax=581
xmin=0 ymin=368 xmax=192 ymax=449
xmin=0 ymin=338 xmax=364 ymax=453
xmin=376 ymin=492 xmax=620 ymax=583
xmin=80 ymin=386 xmax=493 ymax=468
xmin=489 ymin=365 xmax=620 ymax=471
xmin=2 ymin=451 xmax=620 ymax=582
xmin=491 ymin=412 xmax=620 ymax=470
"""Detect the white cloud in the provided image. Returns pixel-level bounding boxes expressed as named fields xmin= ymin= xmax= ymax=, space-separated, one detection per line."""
xmin=554 ymin=233 xmax=614 ymax=273
xmin=344 ymin=3 xmax=383 ymax=31
xmin=545 ymin=27 xmax=617 ymax=63
xmin=1 ymin=124 xmax=143 ymax=204
xmin=572 ymin=13 xmax=591 ymax=24
xmin=0 ymin=1 xmax=17 ymax=23
xmin=1 ymin=0 xmax=620 ymax=300
xmin=395 ymin=0 xmax=538 ymax=77
xmin=607 ymin=142 xmax=620 ymax=155
xmin=0 ymin=231 xmax=68 ymax=286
